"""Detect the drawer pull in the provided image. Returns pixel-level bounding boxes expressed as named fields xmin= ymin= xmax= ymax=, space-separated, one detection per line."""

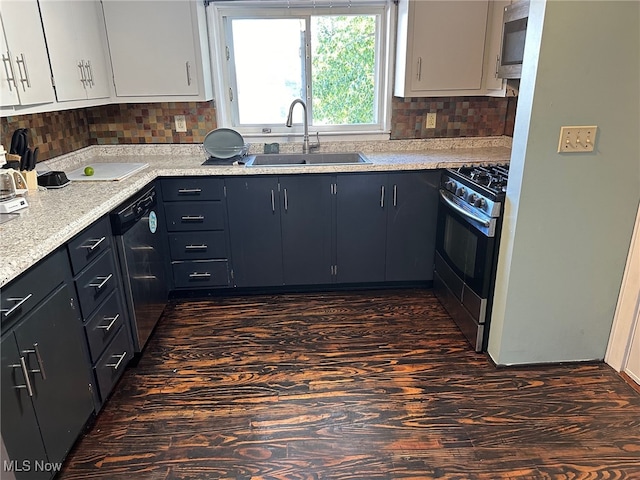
xmin=188 ymin=272 xmax=211 ymax=279
xmin=105 ymin=351 xmax=127 ymax=370
xmin=81 ymin=236 xmax=106 ymax=250
xmin=22 ymin=343 xmax=46 ymax=380
xmin=10 ymin=357 xmax=34 ymax=397
xmin=185 ymin=244 xmax=208 ymax=251
xmin=177 ymin=188 xmax=202 ymax=195
xmin=1 ymin=293 xmax=33 ymax=317
xmin=181 ymin=215 xmax=205 ymax=222
xmin=89 ymin=273 xmax=113 ymax=290
xmin=96 ymin=313 xmax=120 ymax=332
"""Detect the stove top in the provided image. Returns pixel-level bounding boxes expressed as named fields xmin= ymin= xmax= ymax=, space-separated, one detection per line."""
xmin=452 ymin=164 xmax=509 ymax=196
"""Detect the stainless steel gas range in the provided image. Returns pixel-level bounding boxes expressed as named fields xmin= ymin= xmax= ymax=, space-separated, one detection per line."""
xmin=433 ymin=164 xmax=509 ymax=352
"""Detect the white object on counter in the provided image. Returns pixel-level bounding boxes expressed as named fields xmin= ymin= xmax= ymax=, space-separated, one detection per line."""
xmin=0 ymin=144 xmax=6 ymax=167
xmin=66 ymin=163 xmax=148 ymax=182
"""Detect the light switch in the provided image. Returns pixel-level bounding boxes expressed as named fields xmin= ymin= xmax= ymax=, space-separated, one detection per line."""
xmin=557 ymin=125 xmax=598 ymax=153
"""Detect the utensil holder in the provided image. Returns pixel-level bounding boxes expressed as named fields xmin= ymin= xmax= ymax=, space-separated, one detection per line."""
xmin=21 ymin=170 xmax=38 ymax=192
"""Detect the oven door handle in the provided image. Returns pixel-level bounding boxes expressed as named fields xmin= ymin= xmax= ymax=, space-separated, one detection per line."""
xmin=439 ymin=190 xmax=491 ymax=228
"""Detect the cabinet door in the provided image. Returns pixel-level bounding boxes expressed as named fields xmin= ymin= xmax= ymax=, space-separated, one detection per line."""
xmin=280 ymin=175 xmax=334 ymax=285
xmin=0 ymin=21 xmax=20 ymax=107
xmin=410 ymin=1 xmax=488 ymax=91
xmin=226 ymin=177 xmax=283 ymax=287
xmin=0 ymin=0 xmax=55 ymax=106
xmin=1 ymin=335 xmax=50 ymax=480
xmin=102 ymin=0 xmax=199 ymax=97
xmin=336 ymin=174 xmax=388 ymax=283
xmin=13 ymin=283 xmax=94 ymax=465
xmin=386 ymin=171 xmax=440 ymax=282
xmin=39 ymin=0 xmax=110 ymax=101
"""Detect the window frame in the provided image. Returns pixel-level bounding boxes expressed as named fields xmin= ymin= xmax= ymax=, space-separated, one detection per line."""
xmin=207 ymin=1 xmax=394 ymax=142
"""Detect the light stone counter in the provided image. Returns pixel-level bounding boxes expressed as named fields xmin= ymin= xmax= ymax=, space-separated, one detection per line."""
xmin=0 ymin=137 xmax=511 ymax=287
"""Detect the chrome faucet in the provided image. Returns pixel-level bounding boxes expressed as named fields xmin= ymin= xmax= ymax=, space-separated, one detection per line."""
xmin=285 ymin=98 xmax=311 ymax=153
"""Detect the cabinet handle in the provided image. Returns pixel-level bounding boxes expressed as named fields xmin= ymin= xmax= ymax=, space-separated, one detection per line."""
xmin=81 ymin=236 xmax=106 ymax=251
xmin=78 ymin=61 xmax=87 ymax=86
xmin=393 ymin=185 xmax=397 ymax=207
xmin=495 ymin=55 xmax=500 ymax=77
xmin=271 ymin=190 xmax=275 ymax=212
xmin=177 ymin=188 xmax=202 ymax=195
xmin=22 ymin=343 xmax=46 ymax=380
xmin=15 ymin=53 xmax=31 ymax=89
xmin=417 ymin=56 xmax=422 ymax=81
xmin=84 ymin=60 xmax=94 ymax=87
xmin=1 ymin=293 xmax=33 ymax=318
xmin=2 ymin=52 xmax=17 ymax=92
xmin=89 ymin=273 xmax=113 ymax=290
xmin=189 ymin=272 xmax=211 ymax=279
xmin=185 ymin=244 xmax=208 ymax=251
xmin=97 ymin=313 xmax=120 ymax=332
xmin=284 ymin=188 xmax=288 ymax=211
xmin=380 ymin=185 xmax=385 ymax=208
xmin=185 ymin=61 xmax=192 ymax=86
xmin=106 ymin=352 xmax=127 ymax=370
xmin=181 ymin=215 xmax=205 ymax=222
xmin=10 ymin=357 xmax=34 ymax=397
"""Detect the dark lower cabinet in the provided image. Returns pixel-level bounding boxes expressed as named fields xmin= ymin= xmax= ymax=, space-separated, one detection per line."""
xmin=280 ymin=175 xmax=334 ymax=285
xmin=226 ymin=176 xmax=283 ymax=287
xmin=336 ymin=173 xmax=388 ymax=283
xmin=1 ymin=249 xmax=94 ymax=479
xmin=336 ymin=171 xmax=440 ymax=284
xmin=385 ymin=171 xmax=440 ymax=282
xmin=226 ymin=175 xmax=335 ymax=288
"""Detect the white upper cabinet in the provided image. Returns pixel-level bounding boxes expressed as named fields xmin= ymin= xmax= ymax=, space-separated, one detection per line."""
xmin=39 ymin=0 xmax=111 ymax=102
xmin=394 ymin=0 xmax=507 ymax=97
xmin=101 ymin=0 xmax=213 ymax=100
xmin=0 ymin=0 xmax=55 ymax=108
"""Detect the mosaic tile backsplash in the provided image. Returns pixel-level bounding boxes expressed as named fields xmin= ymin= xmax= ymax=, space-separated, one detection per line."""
xmin=1 ymin=97 xmax=515 ymax=162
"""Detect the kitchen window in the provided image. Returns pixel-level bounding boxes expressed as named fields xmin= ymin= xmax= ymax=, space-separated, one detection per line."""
xmin=207 ymin=1 xmax=393 ymax=140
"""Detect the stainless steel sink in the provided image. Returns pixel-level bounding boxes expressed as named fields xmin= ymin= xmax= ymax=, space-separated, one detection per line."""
xmin=244 ymin=152 xmax=370 ymax=166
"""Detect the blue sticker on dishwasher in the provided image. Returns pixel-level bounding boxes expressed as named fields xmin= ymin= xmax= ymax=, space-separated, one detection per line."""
xmin=149 ymin=211 xmax=158 ymax=234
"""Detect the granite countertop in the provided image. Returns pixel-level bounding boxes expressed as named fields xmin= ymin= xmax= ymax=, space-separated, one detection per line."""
xmin=0 ymin=137 xmax=511 ymax=288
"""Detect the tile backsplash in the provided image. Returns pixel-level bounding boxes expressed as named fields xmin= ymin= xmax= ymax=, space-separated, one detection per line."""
xmin=1 ymin=96 xmax=515 ymax=162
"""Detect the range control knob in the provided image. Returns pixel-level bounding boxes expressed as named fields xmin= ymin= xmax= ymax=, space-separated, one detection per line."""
xmin=445 ymin=180 xmax=457 ymax=192
xmin=455 ymin=186 xmax=466 ymax=197
xmin=474 ymin=197 xmax=486 ymax=209
xmin=468 ymin=193 xmax=478 ymax=205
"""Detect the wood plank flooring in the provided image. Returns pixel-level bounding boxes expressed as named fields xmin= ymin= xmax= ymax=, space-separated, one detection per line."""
xmin=58 ymin=289 xmax=640 ymax=480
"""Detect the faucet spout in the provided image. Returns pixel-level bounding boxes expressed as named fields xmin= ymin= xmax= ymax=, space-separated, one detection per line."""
xmin=285 ymin=98 xmax=309 ymax=154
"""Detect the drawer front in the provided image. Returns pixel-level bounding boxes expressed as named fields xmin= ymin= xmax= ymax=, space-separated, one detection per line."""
xmin=172 ymin=260 xmax=230 ymax=288
xmin=162 ymin=178 xmax=225 ymax=202
xmin=67 ymin=217 xmax=112 ymax=275
xmin=164 ymin=202 xmax=226 ymax=232
xmin=75 ymin=250 xmax=118 ymax=318
xmin=1 ymin=248 xmax=69 ymax=328
xmin=85 ymin=289 xmax=127 ymax=363
xmin=168 ymin=231 xmax=228 ymax=260
xmin=95 ymin=325 xmax=132 ymax=400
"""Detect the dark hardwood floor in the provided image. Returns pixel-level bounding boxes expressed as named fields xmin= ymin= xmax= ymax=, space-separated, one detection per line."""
xmin=59 ymin=289 xmax=640 ymax=479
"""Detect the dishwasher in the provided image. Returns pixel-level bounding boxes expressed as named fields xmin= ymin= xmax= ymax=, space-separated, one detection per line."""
xmin=111 ymin=184 xmax=168 ymax=352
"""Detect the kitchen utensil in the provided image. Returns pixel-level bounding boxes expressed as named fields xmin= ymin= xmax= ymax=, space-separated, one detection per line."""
xmin=66 ymin=163 xmax=148 ymax=182
xmin=20 ymin=148 xmax=31 ymax=171
xmin=37 ymin=171 xmax=70 ymax=189
xmin=203 ymin=128 xmax=246 ymax=159
xmin=30 ymin=147 xmax=39 ymax=170
xmin=0 ymin=169 xmax=28 ymax=198
xmin=10 ymin=129 xmax=24 ymax=155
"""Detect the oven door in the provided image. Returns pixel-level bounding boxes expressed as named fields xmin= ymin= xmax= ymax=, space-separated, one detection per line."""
xmin=435 ymin=189 xmax=497 ymax=300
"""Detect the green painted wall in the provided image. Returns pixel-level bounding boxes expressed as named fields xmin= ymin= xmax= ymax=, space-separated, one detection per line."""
xmin=488 ymin=0 xmax=640 ymax=364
